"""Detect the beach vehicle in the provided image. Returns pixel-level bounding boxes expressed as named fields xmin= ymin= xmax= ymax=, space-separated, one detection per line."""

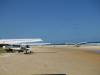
xmin=0 ymin=38 xmax=43 ymax=54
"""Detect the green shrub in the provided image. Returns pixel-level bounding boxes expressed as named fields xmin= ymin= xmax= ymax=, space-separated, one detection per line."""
xmin=0 ymin=48 xmax=6 ymax=54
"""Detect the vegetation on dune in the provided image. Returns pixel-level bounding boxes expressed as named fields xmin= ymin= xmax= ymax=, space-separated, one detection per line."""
xmin=0 ymin=48 xmax=6 ymax=54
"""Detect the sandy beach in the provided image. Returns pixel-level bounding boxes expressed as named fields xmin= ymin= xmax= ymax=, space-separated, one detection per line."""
xmin=0 ymin=45 xmax=100 ymax=75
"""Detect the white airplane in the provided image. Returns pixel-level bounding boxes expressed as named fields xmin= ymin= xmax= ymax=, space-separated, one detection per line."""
xmin=0 ymin=38 xmax=43 ymax=53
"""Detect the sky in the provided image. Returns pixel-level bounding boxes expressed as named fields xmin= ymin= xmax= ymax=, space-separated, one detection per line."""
xmin=0 ymin=0 xmax=100 ymax=43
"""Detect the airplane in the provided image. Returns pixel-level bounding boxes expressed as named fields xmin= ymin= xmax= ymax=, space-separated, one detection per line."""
xmin=74 ymin=42 xmax=87 ymax=47
xmin=0 ymin=38 xmax=43 ymax=54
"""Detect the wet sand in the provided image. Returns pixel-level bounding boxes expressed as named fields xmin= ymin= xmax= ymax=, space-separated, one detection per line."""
xmin=0 ymin=46 xmax=100 ymax=75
